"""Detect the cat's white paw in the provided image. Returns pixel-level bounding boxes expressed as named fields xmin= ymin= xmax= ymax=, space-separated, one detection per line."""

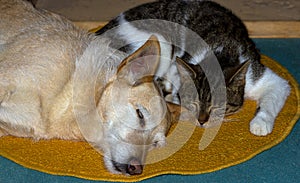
xmin=165 ymin=94 xmax=180 ymax=105
xmin=250 ymin=116 xmax=273 ymax=136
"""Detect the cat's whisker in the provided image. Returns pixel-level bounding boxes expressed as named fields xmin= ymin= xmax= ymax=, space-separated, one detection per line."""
xmin=222 ymin=118 xmax=241 ymax=122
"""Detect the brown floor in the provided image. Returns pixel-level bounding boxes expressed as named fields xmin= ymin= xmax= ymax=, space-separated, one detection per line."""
xmin=34 ymin=0 xmax=300 ymax=21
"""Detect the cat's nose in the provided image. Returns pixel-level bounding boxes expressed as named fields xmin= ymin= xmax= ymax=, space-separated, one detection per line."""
xmin=199 ymin=113 xmax=209 ymax=125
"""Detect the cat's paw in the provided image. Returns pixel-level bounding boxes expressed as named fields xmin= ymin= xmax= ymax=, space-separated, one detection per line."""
xmin=165 ymin=94 xmax=180 ymax=105
xmin=250 ymin=116 xmax=273 ymax=136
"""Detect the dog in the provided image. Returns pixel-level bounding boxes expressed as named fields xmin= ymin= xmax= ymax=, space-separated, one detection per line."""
xmin=0 ymin=0 xmax=181 ymax=175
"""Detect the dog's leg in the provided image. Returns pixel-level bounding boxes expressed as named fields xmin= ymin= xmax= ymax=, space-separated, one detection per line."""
xmin=0 ymin=85 xmax=14 ymax=103
xmin=0 ymin=89 xmax=10 ymax=137
xmin=0 ymin=127 xmax=3 ymax=137
xmin=0 ymin=87 xmax=44 ymax=138
xmin=0 ymin=128 xmax=6 ymax=137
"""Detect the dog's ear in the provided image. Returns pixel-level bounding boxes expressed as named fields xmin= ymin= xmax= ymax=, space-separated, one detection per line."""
xmin=117 ymin=35 xmax=160 ymax=84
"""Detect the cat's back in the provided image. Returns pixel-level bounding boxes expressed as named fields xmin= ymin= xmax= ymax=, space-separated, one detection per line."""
xmin=97 ymin=0 xmax=263 ymax=75
xmin=97 ymin=0 xmax=247 ymax=36
xmin=97 ymin=0 xmax=255 ymax=59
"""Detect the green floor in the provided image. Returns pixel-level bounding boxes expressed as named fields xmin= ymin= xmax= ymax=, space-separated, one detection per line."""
xmin=1 ymin=38 xmax=299 ymax=183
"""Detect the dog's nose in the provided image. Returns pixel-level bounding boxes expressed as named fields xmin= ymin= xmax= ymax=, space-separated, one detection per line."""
xmin=127 ymin=158 xmax=143 ymax=175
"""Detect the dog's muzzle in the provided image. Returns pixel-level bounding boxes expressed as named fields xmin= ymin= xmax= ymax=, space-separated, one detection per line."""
xmin=112 ymin=158 xmax=143 ymax=175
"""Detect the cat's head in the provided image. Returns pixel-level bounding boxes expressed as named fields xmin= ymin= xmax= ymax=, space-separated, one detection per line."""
xmin=177 ymin=58 xmax=250 ymax=126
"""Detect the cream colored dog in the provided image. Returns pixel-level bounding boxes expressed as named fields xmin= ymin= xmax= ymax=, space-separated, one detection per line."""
xmin=0 ymin=0 xmax=176 ymax=175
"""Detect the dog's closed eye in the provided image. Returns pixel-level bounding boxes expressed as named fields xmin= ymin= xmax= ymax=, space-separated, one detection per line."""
xmin=136 ymin=109 xmax=144 ymax=119
xmin=136 ymin=109 xmax=145 ymax=127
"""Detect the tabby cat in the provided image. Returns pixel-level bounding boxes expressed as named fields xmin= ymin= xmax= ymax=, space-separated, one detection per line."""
xmin=96 ymin=0 xmax=290 ymax=136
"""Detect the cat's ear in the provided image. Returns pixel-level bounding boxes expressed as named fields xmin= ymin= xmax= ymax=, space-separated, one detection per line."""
xmin=166 ymin=102 xmax=200 ymax=126
xmin=117 ymin=35 xmax=160 ymax=84
xmin=225 ymin=61 xmax=251 ymax=86
xmin=175 ymin=57 xmax=197 ymax=79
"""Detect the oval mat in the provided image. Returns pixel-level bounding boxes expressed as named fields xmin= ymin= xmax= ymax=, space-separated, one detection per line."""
xmin=0 ymin=55 xmax=299 ymax=182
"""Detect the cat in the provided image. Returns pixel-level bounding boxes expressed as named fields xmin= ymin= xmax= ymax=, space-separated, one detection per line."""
xmin=96 ymin=0 xmax=290 ymax=136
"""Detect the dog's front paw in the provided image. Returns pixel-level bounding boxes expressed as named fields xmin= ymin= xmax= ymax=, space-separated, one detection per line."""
xmin=250 ymin=116 xmax=273 ymax=136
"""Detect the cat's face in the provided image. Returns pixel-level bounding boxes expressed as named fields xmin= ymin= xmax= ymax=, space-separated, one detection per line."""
xmin=188 ymin=61 xmax=250 ymax=126
xmin=197 ymin=82 xmax=245 ymax=126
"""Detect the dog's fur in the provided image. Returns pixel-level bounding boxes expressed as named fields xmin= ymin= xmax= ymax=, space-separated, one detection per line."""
xmin=0 ymin=0 xmax=176 ymax=175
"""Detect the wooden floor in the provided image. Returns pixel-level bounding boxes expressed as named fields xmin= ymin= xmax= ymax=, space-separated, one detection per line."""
xmin=74 ymin=21 xmax=300 ymax=38
xmin=244 ymin=21 xmax=300 ymax=38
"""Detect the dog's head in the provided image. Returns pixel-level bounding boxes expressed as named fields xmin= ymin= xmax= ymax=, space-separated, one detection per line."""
xmin=94 ymin=36 xmax=174 ymax=175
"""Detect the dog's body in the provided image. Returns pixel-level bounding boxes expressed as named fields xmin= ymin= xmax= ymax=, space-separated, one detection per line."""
xmin=0 ymin=0 xmax=93 ymax=140
xmin=0 ymin=0 xmax=173 ymax=175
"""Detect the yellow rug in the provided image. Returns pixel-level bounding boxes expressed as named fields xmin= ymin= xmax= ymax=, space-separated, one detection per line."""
xmin=0 ymin=55 xmax=299 ymax=182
